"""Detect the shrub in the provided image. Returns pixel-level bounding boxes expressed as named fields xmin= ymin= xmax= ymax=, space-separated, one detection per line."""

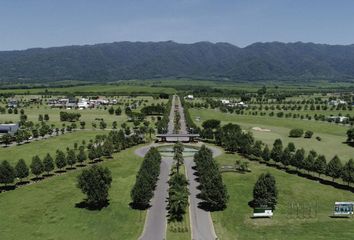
xmin=304 ymin=130 xmax=314 ymax=138
xmin=289 ymin=128 xmax=304 ymax=138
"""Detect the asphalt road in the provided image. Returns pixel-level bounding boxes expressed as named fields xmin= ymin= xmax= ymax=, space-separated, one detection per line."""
xmin=139 ymin=96 xmax=177 ymax=240
xmin=139 ymin=95 xmax=218 ymax=240
xmin=139 ymin=157 xmax=172 ymax=240
xmin=178 ymin=95 xmax=218 ymax=240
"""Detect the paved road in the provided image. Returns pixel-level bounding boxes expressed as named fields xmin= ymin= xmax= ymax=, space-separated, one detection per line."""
xmin=177 ymin=95 xmax=218 ymax=240
xmin=139 ymin=95 xmax=218 ymax=240
xmin=139 ymin=157 xmax=172 ymax=240
xmin=139 ymin=96 xmax=177 ymax=240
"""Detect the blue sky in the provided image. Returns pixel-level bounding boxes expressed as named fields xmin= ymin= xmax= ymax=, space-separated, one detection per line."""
xmin=0 ymin=0 xmax=354 ymax=50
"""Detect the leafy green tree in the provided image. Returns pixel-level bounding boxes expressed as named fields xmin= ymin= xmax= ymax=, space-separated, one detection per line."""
xmin=270 ymin=139 xmax=283 ymax=163
xmin=291 ymin=148 xmax=305 ymax=171
xmin=289 ymin=128 xmax=304 ymax=138
xmin=115 ymin=107 xmax=122 ymax=116
xmin=346 ymin=128 xmax=354 ymax=142
xmin=304 ymin=130 xmax=314 ymax=138
xmin=1 ymin=133 xmax=12 ymax=146
xmin=102 ymin=140 xmax=114 ymax=157
xmin=280 ymin=147 xmax=291 ymax=169
xmin=77 ymin=148 xmax=87 ymax=165
xmin=262 ymin=145 xmax=271 ymax=162
xmin=303 ymin=153 xmax=315 ymax=175
xmin=55 ymin=150 xmax=67 ymax=170
xmin=313 ymin=155 xmax=327 ymax=177
xmin=0 ymin=160 xmax=16 ymax=185
xmin=202 ymin=119 xmax=221 ymax=129
xmin=67 ymin=149 xmax=77 ymax=168
xmin=253 ymin=173 xmax=278 ymax=210
xmin=15 ymin=159 xmax=29 ymax=182
xmin=43 ymin=153 xmax=54 ymax=174
xmin=252 ymin=140 xmax=263 ymax=158
xmin=108 ymin=106 xmax=114 ymax=115
xmin=77 ymin=165 xmax=112 ymax=205
xmin=326 ymin=155 xmax=343 ymax=182
xmin=287 ymin=142 xmax=296 ymax=152
xmin=30 ymin=155 xmax=44 ymax=178
xmin=88 ymin=147 xmax=97 ymax=162
xmin=342 ymin=159 xmax=354 ymax=186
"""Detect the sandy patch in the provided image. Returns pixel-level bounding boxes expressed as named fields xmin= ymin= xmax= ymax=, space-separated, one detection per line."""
xmin=252 ymin=127 xmax=271 ymax=132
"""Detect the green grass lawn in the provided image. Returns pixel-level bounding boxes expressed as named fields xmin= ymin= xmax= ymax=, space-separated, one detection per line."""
xmin=0 ymin=96 xmax=166 ymax=129
xmin=212 ymin=153 xmax=354 ymax=240
xmin=190 ymin=108 xmax=353 ymax=161
xmin=0 ymin=146 xmax=146 ymax=240
xmin=0 ymin=130 xmax=103 ymax=166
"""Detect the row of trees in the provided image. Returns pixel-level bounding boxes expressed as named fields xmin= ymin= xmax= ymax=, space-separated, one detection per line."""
xmin=202 ymin=121 xmax=354 ymax=190
xmin=157 ymin=97 xmax=172 ymax=134
xmin=168 ymin=142 xmax=189 ymax=222
xmin=194 ymin=145 xmax=229 ymax=210
xmin=0 ymin=129 xmax=144 ymax=189
xmin=130 ymin=147 xmax=161 ymax=209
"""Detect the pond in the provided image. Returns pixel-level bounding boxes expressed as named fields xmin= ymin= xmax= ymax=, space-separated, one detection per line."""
xmin=157 ymin=145 xmax=199 ymax=157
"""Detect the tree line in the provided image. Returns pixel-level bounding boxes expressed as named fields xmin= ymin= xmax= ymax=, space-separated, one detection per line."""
xmin=130 ymin=147 xmax=161 ymax=209
xmin=0 ymin=129 xmax=144 ymax=191
xmin=167 ymin=142 xmax=189 ymax=223
xmin=194 ymin=145 xmax=229 ymax=210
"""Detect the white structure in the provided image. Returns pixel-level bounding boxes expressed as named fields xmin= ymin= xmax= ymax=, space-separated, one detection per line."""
xmin=221 ymin=99 xmax=230 ymax=105
xmin=333 ymin=202 xmax=354 ymax=216
xmin=185 ymin=95 xmax=194 ymax=100
xmin=329 ymin=99 xmax=347 ymax=106
xmin=253 ymin=208 xmax=273 ymax=218
xmin=0 ymin=123 xmax=19 ymax=135
xmin=78 ymin=98 xmax=89 ymax=109
xmin=328 ymin=116 xmax=349 ymax=123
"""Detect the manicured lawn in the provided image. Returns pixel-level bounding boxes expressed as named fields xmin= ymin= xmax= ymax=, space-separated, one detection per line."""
xmin=0 ymin=146 xmax=146 ymax=240
xmin=190 ymin=108 xmax=353 ymax=161
xmin=212 ymin=153 xmax=354 ymax=240
xmin=0 ymin=96 xmax=166 ymax=129
xmin=0 ymin=130 xmax=103 ymax=166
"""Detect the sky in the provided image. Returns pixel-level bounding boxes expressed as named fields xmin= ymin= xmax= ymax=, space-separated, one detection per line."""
xmin=0 ymin=0 xmax=354 ymax=50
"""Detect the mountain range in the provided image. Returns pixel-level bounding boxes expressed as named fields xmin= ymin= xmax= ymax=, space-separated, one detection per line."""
xmin=1 ymin=41 xmax=354 ymax=83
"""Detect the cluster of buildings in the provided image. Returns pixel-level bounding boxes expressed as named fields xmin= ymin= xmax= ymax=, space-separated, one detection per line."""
xmin=48 ymin=97 xmax=117 ymax=109
xmin=221 ymin=99 xmax=248 ymax=108
xmin=328 ymin=99 xmax=348 ymax=106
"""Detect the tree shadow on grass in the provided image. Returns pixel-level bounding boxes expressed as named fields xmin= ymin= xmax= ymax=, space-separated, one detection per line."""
xmin=16 ymin=180 xmax=30 ymax=186
xmin=129 ymin=202 xmax=151 ymax=210
xmin=0 ymin=185 xmax=16 ymax=192
xmin=343 ymin=141 xmax=354 ymax=148
xmin=43 ymin=173 xmax=55 ymax=178
xmin=30 ymin=176 xmax=44 ymax=182
xmin=75 ymin=199 xmax=110 ymax=211
xmin=55 ymin=169 xmax=67 ymax=174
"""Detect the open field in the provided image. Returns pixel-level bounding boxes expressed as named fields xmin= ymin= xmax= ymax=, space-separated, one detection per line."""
xmin=0 ymin=145 xmax=146 ymax=240
xmin=212 ymin=153 xmax=354 ymax=240
xmin=0 ymin=130 xmax=103 ymax=166
xmin=190 ymin=108 xmax=353 ymax=161
xmin=0 ymin=96 xmax=167 ymax=129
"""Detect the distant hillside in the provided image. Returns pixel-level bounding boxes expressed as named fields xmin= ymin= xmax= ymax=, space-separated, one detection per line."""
xmin=1 ymin=41 xmax=354 ymax=83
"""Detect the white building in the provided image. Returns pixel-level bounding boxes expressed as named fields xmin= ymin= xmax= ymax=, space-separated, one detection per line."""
xmin=221 ymin=99 xmax=230 ymax=105
xmin=329 ymin=99 xmax=347 ymax=106
xmin=185 ymin=95 xmax=194 ymax=100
